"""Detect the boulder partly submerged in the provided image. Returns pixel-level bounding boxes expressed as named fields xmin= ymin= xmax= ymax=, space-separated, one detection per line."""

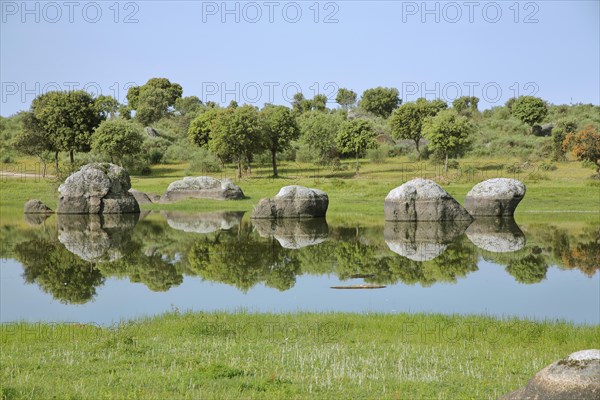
xmin=503 ymin=349 xmax=600 ymax=400
xmin=252 ymin=218 xmax=329 ymax=249
xmin=57 ymin=163 xmax=140 ymax=214
xmin=129 ymin=189 xmax=160 ymax=205
xmin=466 ymin=217 xmax=526 ymax=253
xmin=384 ymin=178 xmax=472 ymax=222
xmin=465 ymin=178 xmax=526 ymax=217
xmin=160 ymin=176 xmax=244 ymax=202
xmin=251 ymin=186 xmax=329 ymax=219
xmin=24 ymin=199 xmax=53 ymax=214
xmin=384 ymin=220 xmax=471 ymax=261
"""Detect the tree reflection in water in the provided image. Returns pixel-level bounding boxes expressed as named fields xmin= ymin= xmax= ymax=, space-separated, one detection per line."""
xmin=4 ymin=211 xmax=598 ymax=304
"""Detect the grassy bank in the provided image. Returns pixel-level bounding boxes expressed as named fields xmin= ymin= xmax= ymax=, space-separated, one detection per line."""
xmin=1 ymin=156 xmax=599 ymax=226
xmin=2 ymin=312 xmax=599 ymax=399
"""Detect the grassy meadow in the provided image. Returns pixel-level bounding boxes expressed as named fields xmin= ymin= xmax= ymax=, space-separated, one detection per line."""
xmin=1 ymin=155 xmax=598 ymax=225
xmin=1 ymin=155 xmax=598 ymax=399
xmin=2 ymin=312 xmax=599 ymax=400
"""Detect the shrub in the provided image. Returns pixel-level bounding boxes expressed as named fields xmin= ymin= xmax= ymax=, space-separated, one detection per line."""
xmin=539 ymin=162 xmax=557 ymax=171
xmin=295 ymin=146 xmax=315 ymax=163
xmin=367 ymin=147 xmax=387 ymax=164
xmin=506 ymin=164 xmax=523 ymax=174
xmin=186 ymin=148 xmax=222 ymax=174
xmin=163 ymin=142 xmax=198 ymax=163
xmin=527 ymin=172 xmax=550 ymax=181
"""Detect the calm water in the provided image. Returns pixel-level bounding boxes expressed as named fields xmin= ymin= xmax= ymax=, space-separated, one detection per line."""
xmin=1 ymin=211 xmax=598 ymax=325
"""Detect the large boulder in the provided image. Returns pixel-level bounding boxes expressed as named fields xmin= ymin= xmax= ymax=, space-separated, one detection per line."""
xmin=57 ymin=163 xmax=140 ymax=214
xmin=163 ymin=211 xmax=245 ymax=233
xmin=503 ymin=349 xmax=600 ymax=400
xmin=251 ymin=186 xmax=329 ymax=219
xmin=129 ymin=189 xmax=160 ymax=205
xmin=24 ymin=199 xmax=53 ymax=214
xmin=57 ymin=213 xmax=138 ymax=262
xmin=252 ymin=218 xmax=329 ymax=249
xmin=384 ymin=220 xmax=470 ymax=261
xmin=465 ymin=178 xmax=526 ymax=217
xmin=466 ymin=217 xmax=526 ymax=253
xmin=384 ymin=178 xmax=472 ymax=222
xmin=160 ymin=176 xmax=244 ymax=202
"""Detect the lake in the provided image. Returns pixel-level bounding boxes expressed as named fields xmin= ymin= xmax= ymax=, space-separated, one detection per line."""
xmin=1 ymin=211 xmax=598 ymax=325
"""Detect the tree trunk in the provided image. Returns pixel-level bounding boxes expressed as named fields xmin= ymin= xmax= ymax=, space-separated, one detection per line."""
xmin=355 ymin=152 xmax=359 ymax=175
xmin=237 ymin=157 xmax=242 ymax=179
xmin=444 ymin=153 xmax=449 ymax=173
xmin=415 ymin=139 xmax=421 ymax=160
xmin=38 ymin=156 xmax=46 ymax=178
xmin=272 ymin=150 xmax=278 ymax=177
xmin=54 ymin=151 xmax=59 ymax=174
xmin=69 ymin=150 xmax=74 ymax=165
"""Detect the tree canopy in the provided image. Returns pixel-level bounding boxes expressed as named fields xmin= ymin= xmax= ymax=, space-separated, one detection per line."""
xmin=127 ymin=78 xmax=183 ymax=126
xmin=389 ymin=98 xmax=447 ymax=159
xmin=359 ymin=87 xmax=401 ymax=118
xmin=511 ymin=96 xmax=548 ymax=130
xmin=92 ymin=119 xmax=145 ymax=165
xmin=336 ymin=119 xmax=377 ymax=174
xmin=423 ymin=109 xmax=474 ymax=171
xmin=208 ymin=105 xmax=263 ymax=178
xmin=260 ymin=105 xmax=300 ymax=177
xmin=31 ymin=90 xmax=104 ymax=165
xmin=336 ymin=88 xmax=357 ymax=109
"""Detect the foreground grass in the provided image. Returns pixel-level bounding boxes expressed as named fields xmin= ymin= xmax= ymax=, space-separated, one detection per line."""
xmin=1 ymin=312 xmax=599 ymax=399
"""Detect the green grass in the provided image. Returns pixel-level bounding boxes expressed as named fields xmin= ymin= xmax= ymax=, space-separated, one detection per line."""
xmin=1 ymin=156 xmax=598 ymax=226
xmin=1 ymin=156 xmax=598 ymax=398
xmin=1 ymin=312 xmax=598 ymax=400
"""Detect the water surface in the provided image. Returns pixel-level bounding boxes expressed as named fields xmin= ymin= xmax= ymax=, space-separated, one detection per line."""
xmin=1 ymin=211 xmax=598 ymax=325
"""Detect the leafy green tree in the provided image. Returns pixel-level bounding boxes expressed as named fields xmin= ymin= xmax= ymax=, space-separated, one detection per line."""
xmin=298 ymin=111 xmax=344 ymax=164
xmin=92 ymin=119 xmax=144 ymax=165
xmin=175 ymin=96 xmax=203 ymax=116
xmin=359 ymin=87 xmax=401 ymax=118
xmin=209 ymin=105 xmax=263 ymax=178
xmin=228 ymin=100 xmax=239 ymax=109
xmin=95 ymin=95 xmax=120 ymax=119
xmin=292 ymin=93 xmax=312 ymax=114
xmin=423 ymin=109 xmax=474 ymax=172
xmin=312 ymin=94 xmax=328 ymax=112
xmin=505 ymin=97 xmax=517 ymax=111
xmin=452 ymin=96 xmax=479 ymax=115
xmin=511 ymin=96 xmax=548 ymax=133
xmin=336 ymin=119 xmax=377 ymax=175
xmin=31 ymin=90 xmax=104 ymax=166
xmin=127 ymin=78 xmax=183 ymax=126
xmin=389 ymin=98 xmax=447 ymax=159
xmin=188 ymin=108 xmax=223 ymax=147
xmin=336 ymin=88 xmax=357 ymax=109
xmin=260 ymin=105 xmax=300 ymax=177
xmin=12 ymin=112 xmax=56 ymax=176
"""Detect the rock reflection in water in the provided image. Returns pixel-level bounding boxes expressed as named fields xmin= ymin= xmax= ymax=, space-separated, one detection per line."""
xmin=252 ymin=218 xmax=329 ymax=249
xmin=466 ymin=218 xmax=526 ymax=253
xmin=163 ymin=211 xmax=245 ymax=233
xmin=24 ymin=213 xmax=52 ymax=226
xmin=57 ymin=213 xmax=138 ymax=262
xmin=384 ymin=220 xmax=471 ymax=261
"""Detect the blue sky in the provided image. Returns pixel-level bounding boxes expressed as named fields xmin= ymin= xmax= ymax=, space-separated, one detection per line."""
xmin=1 ymin=0 xmax=599 ymax=116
